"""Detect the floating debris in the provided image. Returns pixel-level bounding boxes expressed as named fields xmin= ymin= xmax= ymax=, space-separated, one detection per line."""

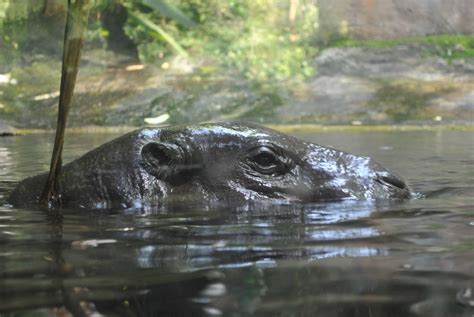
xmin=456 ymin=286 xmax=474 ymax=307
xmin=144 ymin=113 xmax=170 ymax=125
xmin=33 ymin=91 xmax=60 ymax=101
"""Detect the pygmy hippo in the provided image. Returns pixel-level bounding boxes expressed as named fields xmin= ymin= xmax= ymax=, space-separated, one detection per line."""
xmin=9 ymin=122 xmax=410 ymax=209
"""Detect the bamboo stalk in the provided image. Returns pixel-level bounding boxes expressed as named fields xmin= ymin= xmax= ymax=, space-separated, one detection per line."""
xmin=39 ymin=0 xmax=91 ymax=211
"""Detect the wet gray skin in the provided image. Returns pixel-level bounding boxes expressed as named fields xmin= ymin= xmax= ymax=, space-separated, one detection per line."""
xmin=9 ymin=122 xmax=411 ymax=209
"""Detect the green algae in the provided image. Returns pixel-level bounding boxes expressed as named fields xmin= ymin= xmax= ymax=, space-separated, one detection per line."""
xmin=330 ymin=34 xmax=474 ymax=61
xmin=368 ymin=80 xmax=457 ymax=122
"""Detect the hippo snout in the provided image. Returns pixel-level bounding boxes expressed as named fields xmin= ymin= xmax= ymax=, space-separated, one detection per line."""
xmin=369 ymin=158 xmax=411 ymax=199
xmin=354 ymin=158 xmax=411 ymax=200
xmin=304 ymin=148 xmax=411 ymax=201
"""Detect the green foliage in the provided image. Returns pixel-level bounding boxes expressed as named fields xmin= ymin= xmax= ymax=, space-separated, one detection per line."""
xmin=331 ymin=35 xmax=474 ymax=61
xmin=141 ymin=0 xmax=195 ymax=28
xmin=0 ymin=1 xmax=42 ymax=25
xmin=117 ymin=0 xmax=197 ymax=58
xmin=123 ymin=0 xmax=317 ymax=81
xmin=127 ymin=9 xmax=189 ymax=57
xmin=371 ymin=82 xmax=430 ymax=122
xmin=183 ymin=0 xmax=318 ymax=81
xmin=422 ymin=35 xmax=474 ymax=60
xmin=0 ymin=0 xmax=318 ymax=82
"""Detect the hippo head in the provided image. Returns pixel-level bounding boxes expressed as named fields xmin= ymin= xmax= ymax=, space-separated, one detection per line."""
xmin=9 ymin=122 xmax=410 ymax=209
xmin=138 ymin=123 xmax=410 ymax=205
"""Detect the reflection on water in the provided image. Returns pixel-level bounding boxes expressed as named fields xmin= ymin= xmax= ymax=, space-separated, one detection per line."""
xmin=0 ymin=131 xmax=473 ymax=316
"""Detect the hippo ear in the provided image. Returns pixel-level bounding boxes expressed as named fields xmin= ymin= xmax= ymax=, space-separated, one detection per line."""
xmin=141 ymin=142 xmax=201 ymax=182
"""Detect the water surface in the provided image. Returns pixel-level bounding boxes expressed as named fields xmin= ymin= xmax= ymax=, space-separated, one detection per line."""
xmin=1 ymin=130 xmax=473 ymax=316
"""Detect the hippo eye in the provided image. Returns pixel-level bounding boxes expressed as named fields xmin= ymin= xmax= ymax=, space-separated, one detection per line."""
xmin=248 ymin=146 xmax=286 ymax=175
xmin=254 ymin=152 xmax=278 ymax=167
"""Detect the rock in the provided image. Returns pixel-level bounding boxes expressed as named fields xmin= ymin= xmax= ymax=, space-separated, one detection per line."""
xmin=276 ymin=45 xmax=474 ymax=124
xmin=0 ymin=120 xmax=15 ymax=136
xmin=104 ymin=88 xmax=170 ymax=126
xmin=314 ymin=46 xmax=474 ymax=80
xmin=318 ymin=0 xmax=474 ymax=41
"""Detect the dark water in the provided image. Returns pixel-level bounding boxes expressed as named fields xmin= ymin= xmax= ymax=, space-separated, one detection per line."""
xmin=1 ymin=130 xmax=473 ymax=317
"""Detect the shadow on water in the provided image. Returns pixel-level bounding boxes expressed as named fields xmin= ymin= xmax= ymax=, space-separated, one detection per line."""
xmin=0 ymin=130 xmax=473 ymax=316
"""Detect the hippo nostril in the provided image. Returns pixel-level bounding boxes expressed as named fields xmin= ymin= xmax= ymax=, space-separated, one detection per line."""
xmin=376 ymin=175 xmax=407 ymax=190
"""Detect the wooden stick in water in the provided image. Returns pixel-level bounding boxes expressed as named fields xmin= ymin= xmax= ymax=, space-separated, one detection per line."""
xmin=39 ymin=0 xmax=91 ymax=210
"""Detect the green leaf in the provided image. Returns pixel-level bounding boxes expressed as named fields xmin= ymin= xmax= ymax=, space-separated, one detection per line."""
xmin=127 ymin=9 xmax=189 ymax=58
xmin=142 ymin=0 xmax=196 ymax=28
